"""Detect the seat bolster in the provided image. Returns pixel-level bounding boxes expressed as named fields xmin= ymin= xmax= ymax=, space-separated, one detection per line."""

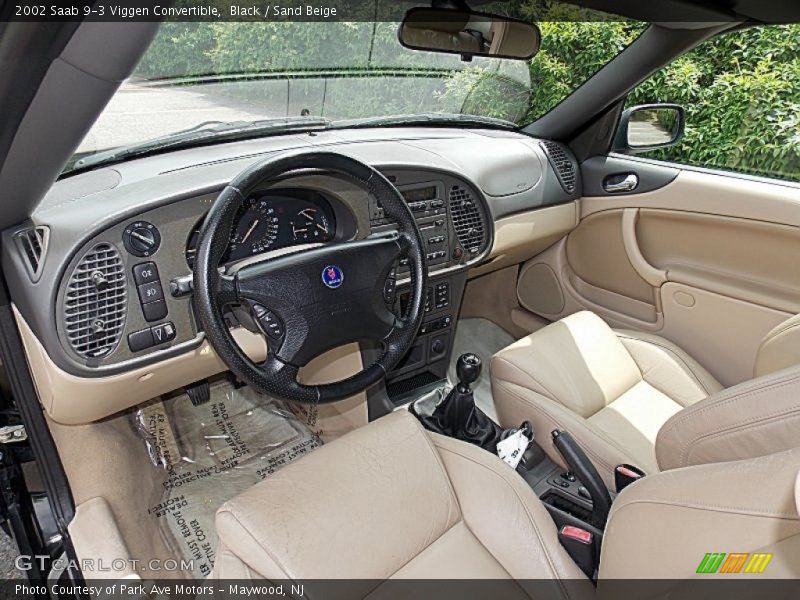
xmin=755 ymin=313 xmax=800 ymax=377
xmin=210 ymin=542 xmax=258 ymax=579
xmin=491 ymin=379 xmax=635 ymax=488
xmin=431 ymin=433 xmax=592 ymax=594
xmin=614 ymin=329 xmax=722 ymax=406
xmin=600 ymin=447 xmax=800 ymax=580
xmin=656 ymin=366 xmax=800 ymax=471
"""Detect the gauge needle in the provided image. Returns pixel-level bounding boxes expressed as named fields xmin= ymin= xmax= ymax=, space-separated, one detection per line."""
xmin=300 ymin=208 xmax=316 ymax=219
xmin=241 ymin=219 xmax=259 ymax=243
xmin=316 ymin=223 xmax=328 ymax=233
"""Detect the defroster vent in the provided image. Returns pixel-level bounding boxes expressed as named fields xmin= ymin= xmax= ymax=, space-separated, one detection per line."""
xmin=449 ymin=185 xmax=486 ymax=256
xmin=14 ymin=226 xmax=49 ymax=282
xmin=541 ymin=141 xmax=577 ymax=193
xmin=64 ymin=243 xmax=127 ymax=358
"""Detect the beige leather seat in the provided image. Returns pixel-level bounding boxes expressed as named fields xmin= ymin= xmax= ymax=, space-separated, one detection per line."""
xmin=492 ymin=310 xmax=800 ymax=486
xmin=212 ymin=410 xmax=591 ymax=586
xmin=211 ymin=409 xmax=800 ymax=584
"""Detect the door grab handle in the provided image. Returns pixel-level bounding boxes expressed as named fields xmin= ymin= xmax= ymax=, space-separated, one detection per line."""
xmin=604 ymin=173 xmax=639 ymax=193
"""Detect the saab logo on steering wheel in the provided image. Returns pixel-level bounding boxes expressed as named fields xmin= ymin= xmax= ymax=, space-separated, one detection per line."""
xmin=321 ymin=265 xmax=344 ymax=289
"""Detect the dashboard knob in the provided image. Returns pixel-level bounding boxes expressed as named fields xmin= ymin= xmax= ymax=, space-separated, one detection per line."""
xmin=123 ymin=221 xmax=161 ymax=257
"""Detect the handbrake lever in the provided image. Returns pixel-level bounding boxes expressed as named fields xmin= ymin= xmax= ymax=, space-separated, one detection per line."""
xmin=551 ymin=430 xmax=612 ymax=528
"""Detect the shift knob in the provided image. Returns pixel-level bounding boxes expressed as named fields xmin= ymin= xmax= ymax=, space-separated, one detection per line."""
xmin=456 ymin=353 xmax=482 ymax=392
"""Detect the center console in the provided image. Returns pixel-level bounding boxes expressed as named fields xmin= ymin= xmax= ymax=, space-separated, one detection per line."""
xmin=369 ymin=169 xmax=492 ymax=403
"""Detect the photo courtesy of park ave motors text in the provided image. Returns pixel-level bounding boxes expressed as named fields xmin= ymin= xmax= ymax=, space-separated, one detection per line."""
xmin=0 ymin=0 xmax=798 ymax=597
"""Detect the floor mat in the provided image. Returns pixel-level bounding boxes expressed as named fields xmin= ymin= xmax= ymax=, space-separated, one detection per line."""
xmin=448 ymin=318 xmax=516 ymax=421
xmin=133 ymin=382 xmax=321 ymax=579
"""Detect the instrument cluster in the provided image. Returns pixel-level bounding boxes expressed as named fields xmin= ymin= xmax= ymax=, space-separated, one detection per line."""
xmin=185 ymin=189 xmax=336 ymax=267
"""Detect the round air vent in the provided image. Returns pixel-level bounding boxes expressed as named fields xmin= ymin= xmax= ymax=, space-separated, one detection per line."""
xmin=63 ymin=243 xmax=127 ymax=358
xmin=449 ymin=185 xmax=487 ymax=255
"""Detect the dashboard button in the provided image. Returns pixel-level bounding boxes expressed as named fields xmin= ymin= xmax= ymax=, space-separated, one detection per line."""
xmin=252 ymin=305 xmax=284 ymax=340
xmin=142 ymin=299 xmax=168 ymax=322
xmin=151 ymin=322 xmax=176 ymax=345
xmin=133 ymin=262 xmax=159 ymax=285
xmin=138 ymin=281 xmax=164 ymax=304
xmin=128 ymin=328 xmax=154 ymax=352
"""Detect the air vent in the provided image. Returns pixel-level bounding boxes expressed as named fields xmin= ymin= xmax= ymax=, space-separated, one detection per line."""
xmin=63 ymin=243 xmax=127 ymax=359
xmin=449 ymin=185 xmax=486 ymax=255
xmin=14 ymin=226 xmax=49 ymax=282
xmin=541 ymin=141 xmax=577 ymax=193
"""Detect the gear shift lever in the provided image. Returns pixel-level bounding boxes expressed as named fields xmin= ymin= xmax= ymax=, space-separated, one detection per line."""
xmin=456 ymin=353 xmax=481 ymax=392
xmin=411 ymin=353 xmax=504 ymax=452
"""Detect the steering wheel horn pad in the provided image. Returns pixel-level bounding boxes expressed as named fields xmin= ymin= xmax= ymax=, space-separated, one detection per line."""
xmin=193 ymin=151 xmax=427 ymax=404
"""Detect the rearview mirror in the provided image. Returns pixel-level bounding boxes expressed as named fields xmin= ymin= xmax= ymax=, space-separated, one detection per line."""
xmin=613 ymin=104 xmax=686 ymax=154
xmin=399 ymin=7 xmax=541 ymax=61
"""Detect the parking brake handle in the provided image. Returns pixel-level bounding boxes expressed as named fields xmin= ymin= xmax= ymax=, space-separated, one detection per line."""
xmin=551 ymin=430 xmax=612 ymax=528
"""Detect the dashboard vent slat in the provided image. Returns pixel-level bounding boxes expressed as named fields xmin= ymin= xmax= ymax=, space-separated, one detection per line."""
xmin=449 ymin=185 xmax=486 ymax=256
xmin=63 ymin=243 xmax=127 ymax=359
xmin=541 ymin=141 xmax=577 ymax=194
xmin=14 ymin=226 xmax=49 ymax=282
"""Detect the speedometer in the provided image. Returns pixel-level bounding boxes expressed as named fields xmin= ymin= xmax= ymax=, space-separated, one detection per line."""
xmin=227 ymin=199 xmax=280 ymax=260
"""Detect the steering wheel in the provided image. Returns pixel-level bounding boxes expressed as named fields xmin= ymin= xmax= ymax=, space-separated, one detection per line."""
xmin=193 ymin=151 xmax=427 ymax=404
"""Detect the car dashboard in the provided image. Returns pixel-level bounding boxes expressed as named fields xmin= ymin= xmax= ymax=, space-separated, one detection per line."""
xmin=1 ymin=127 xmax=579 ymax=424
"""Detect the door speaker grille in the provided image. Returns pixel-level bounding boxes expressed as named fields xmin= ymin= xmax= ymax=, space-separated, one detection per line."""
xmin=63 ymin=243 xmax=127 ymax=358
xmin=449 ymin=185 xmax=486 ymax=255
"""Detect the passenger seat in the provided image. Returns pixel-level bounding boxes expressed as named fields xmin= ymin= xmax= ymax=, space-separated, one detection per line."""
xmin=491 ymin=310 xmax=800 ymax=486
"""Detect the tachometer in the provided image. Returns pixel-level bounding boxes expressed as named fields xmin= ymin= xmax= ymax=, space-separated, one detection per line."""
xmin=290 ymin=207 xmax=332 ymax=242
xmin=227 ymin=198 xmax=280 ymax=260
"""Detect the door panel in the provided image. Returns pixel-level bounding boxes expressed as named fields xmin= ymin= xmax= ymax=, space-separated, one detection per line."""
xmin=518 ymin=160 xmax=800 ymax=386
xmin=637 ymin=209 xmax=800 ymax=314
xmin=565 ymin=210 xmax=656 ymax=306
xmin=659 ymin=283 xmax=790 ymax=386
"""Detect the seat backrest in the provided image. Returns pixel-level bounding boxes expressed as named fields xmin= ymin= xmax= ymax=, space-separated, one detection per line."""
xmin=655 ymin=365 xmax=800 ymax=471
xmin=754 ymin=313 xmax=800 ymax=377
xmin=600 ymin=447 xmax=800 ymax=581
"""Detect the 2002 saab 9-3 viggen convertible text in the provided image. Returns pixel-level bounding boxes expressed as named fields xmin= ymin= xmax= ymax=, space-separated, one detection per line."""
xmin=0 ymin=1 xmax=798 ymax=598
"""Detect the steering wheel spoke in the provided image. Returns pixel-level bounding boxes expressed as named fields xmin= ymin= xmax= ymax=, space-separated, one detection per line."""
xmin=214 ymin=273 xmax=239 ymax=306
xmin=193 ymin=151 xmax=427 ymax=404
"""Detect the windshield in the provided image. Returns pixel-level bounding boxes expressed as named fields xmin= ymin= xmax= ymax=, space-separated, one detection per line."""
xmin=74 ymin=17 xmax=643 ymax=166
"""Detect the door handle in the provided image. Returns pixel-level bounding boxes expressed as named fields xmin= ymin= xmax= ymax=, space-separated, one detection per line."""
xmin=604 ymin=173 xmax=639 ymax=193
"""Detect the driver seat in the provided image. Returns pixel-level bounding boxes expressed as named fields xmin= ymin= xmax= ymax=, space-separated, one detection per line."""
xmin=212 ymin=409 xmax=590 ymax=587
xmin=212 ymin=410 xmax=800 ymax=585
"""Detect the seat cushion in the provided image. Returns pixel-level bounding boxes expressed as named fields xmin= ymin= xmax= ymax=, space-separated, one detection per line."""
xmin=491 ymin=311 xmax=721 ymax=485
xmin=212 ymin=410 xmax=589 ymax=591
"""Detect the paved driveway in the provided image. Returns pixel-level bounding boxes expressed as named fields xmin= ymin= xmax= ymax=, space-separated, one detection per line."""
xmin=78 ymin=82 xmax=269 ymax=156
